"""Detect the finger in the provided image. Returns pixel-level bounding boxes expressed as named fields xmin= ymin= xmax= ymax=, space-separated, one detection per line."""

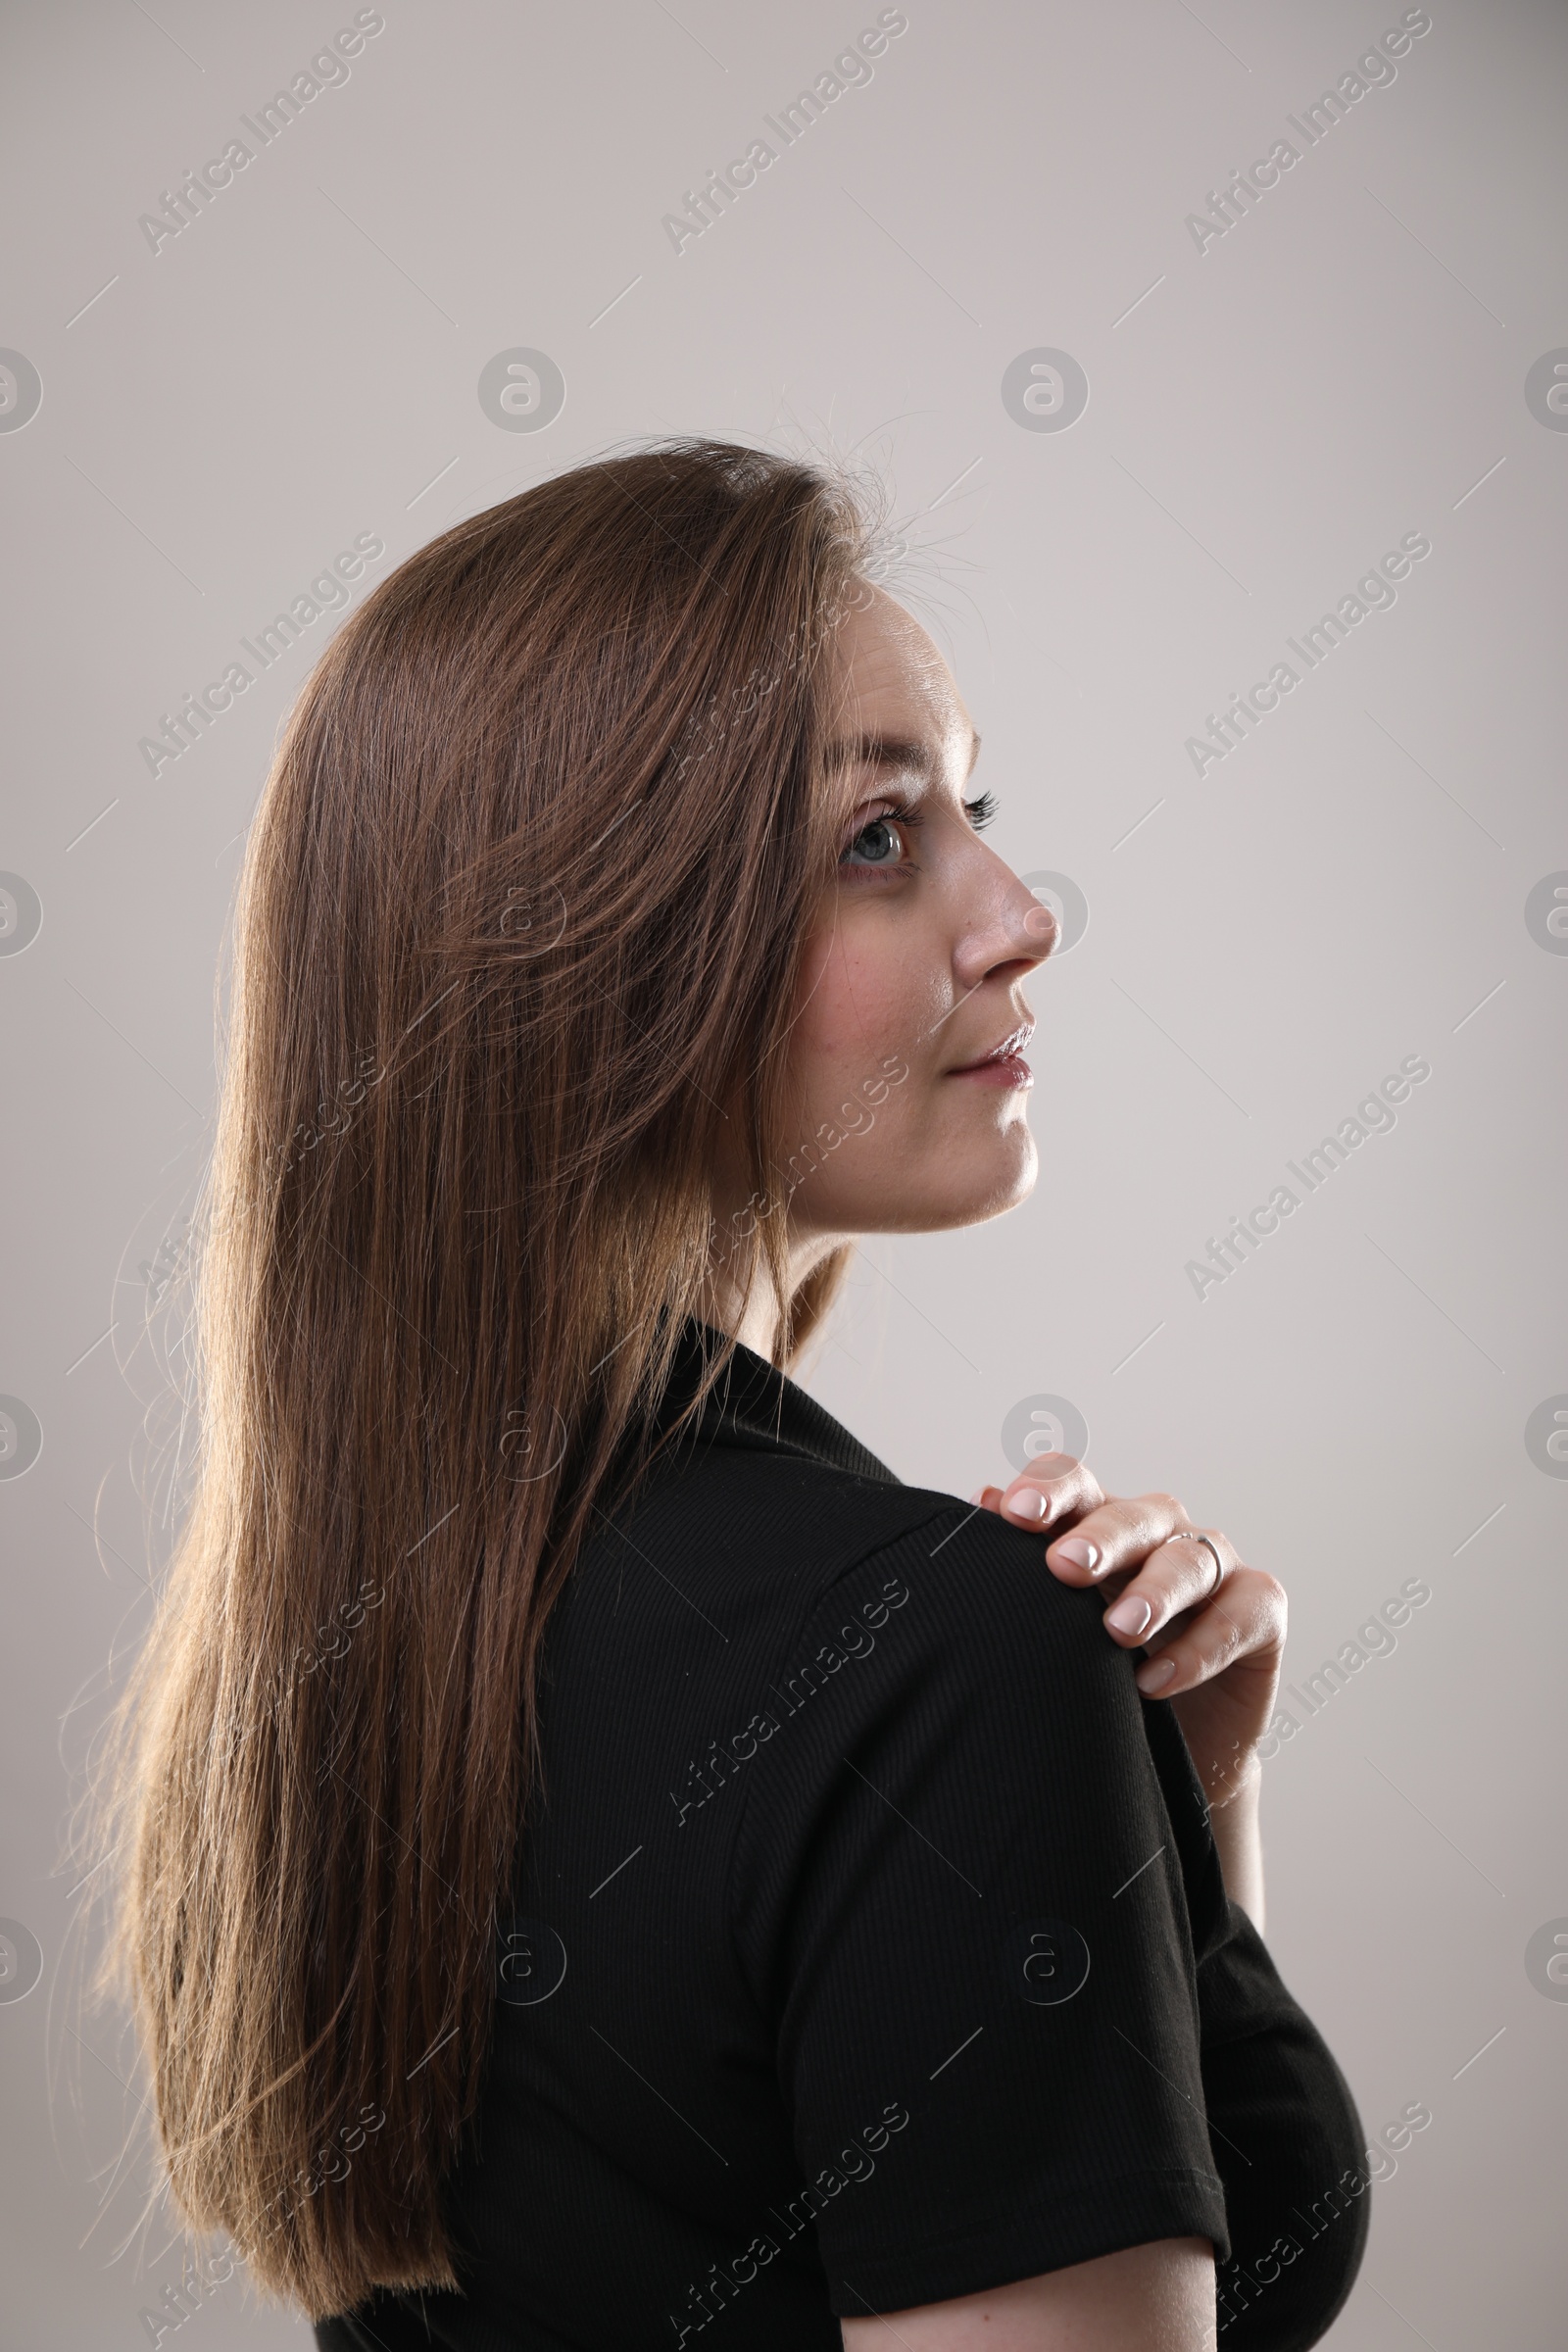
xmin=996 ymin=1453 xmax=1103 ymax=1534
xmin=1041 ymin=1489 xmax=1193 ymax=1586
xmin=1099 ymin=1526 xmax=1240 ymax=1645
xmin=967 ymin=1485 xmax=1005 ymax=1511
xmin=1132 ymin=1567 xmax=1287 ymax=1697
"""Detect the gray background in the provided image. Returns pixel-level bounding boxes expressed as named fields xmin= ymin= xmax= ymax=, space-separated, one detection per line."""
xmin=2 ymin=0 xmax=1564 ymax=2342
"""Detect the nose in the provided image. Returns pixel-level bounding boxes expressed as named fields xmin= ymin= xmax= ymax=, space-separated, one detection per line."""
xmin=955 ymin=889 xmax=1058 ymax=989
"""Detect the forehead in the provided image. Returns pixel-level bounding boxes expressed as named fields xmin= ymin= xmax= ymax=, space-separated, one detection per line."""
xmin=828 ymin=584 xmax=972 ymax=755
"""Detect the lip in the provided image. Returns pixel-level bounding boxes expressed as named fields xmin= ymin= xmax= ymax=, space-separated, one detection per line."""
xmin=948 ymin=1020 xmax=1035 ymax=1085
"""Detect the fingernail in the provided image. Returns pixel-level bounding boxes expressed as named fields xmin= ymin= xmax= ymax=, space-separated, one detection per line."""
xmin=969 ymin=1489 xmax=987 ymax=1505
xmin=1004 ymin=1486 xmax=1050 ymax=1522
xmin=1136 ymin=1657 xmax=1177 ymax=1694
xmin=1052 ymin=1536 xmax=1099 ymax=1572
xmin=1104 ymin=1594 xmax=1152 ymax=1638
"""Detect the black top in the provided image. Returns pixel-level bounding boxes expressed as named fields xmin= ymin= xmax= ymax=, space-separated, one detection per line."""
xmin=318 ymin=1323 xmax=1368 ymax=2352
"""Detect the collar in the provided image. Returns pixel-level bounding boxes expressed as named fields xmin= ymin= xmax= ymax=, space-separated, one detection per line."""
xmin=657 ymin=1318 xmax=901 ymax=1487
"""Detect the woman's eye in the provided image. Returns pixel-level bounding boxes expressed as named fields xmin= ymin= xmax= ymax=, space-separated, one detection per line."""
xmin=841 ymin=813 xmax=909 ymax=872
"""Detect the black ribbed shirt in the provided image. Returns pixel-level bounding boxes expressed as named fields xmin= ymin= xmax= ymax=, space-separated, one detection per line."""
xmin=318 ymin=1323 xmax=1368 ymax=2350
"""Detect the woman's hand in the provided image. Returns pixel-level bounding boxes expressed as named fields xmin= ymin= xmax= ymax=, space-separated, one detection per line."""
xmin=969 ymin=1457 xmax=1286 ymax=1815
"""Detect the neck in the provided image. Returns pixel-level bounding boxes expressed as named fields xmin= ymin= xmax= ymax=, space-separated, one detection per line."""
xmin=698 ymin=1222 xmax=844 ymax=1363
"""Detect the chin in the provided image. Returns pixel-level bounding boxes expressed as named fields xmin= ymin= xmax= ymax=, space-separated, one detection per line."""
xmin=871 ymin=1128 xmax=1040 ymax=1235
xmin=956 ymin=1132 xmax=1039 ymax=1226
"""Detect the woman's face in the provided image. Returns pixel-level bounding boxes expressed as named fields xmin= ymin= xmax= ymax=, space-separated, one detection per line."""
xmin=779 ymin=584 xmax=1057 ymax=1244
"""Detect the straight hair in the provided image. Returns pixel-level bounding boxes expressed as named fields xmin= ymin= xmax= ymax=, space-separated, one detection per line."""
xmin=91 ymin=439 xmax=881 ymax=2317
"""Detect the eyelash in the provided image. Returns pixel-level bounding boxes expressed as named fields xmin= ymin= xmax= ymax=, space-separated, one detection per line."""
xmin=840 ymin=789 xmax=1000 ymax=881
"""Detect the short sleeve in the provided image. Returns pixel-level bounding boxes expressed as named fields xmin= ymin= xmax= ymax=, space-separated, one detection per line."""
xmin=725 ymin=1503 xmax=1232 ymax=2318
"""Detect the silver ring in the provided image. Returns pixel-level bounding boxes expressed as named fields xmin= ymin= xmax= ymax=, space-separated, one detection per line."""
xmin=1189 ymin=1532 xmax=1224 ymax=1596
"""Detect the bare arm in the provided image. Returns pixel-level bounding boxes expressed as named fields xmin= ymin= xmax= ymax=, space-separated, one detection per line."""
xmin=840 ymin=2236 xmax=1216 ymax=2351
xmin=1207 ymin=1750 xmax=1264 ymax=1934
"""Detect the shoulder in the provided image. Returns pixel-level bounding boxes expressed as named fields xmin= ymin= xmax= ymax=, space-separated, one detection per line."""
xmin=791 ymin=1485 xmax=1131 ymax=1703
xmin=620 ymin=1441 xmax=1115 ymax=1681
xmin=724 ymin=1487 xmax=1220 ymax=2140
xmin=730 ymin=1488 xmax=1156 ymax=1854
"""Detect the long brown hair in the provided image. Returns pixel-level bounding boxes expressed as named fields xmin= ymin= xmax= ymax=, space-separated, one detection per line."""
xmin=94 ymin=439 xmax=881 ymax=2317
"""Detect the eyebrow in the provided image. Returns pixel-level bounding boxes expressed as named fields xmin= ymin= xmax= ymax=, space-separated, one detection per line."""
xmin=827 ymin=726 xmax=982 ymax=781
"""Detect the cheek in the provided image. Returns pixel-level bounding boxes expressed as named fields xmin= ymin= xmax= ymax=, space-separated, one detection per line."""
xmin=793 ymin=917 xmax=938 ymax=1071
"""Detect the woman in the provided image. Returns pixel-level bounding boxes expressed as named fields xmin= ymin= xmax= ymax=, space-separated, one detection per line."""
xmin=102 ymin=440 xmax=1368 ymax=2349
